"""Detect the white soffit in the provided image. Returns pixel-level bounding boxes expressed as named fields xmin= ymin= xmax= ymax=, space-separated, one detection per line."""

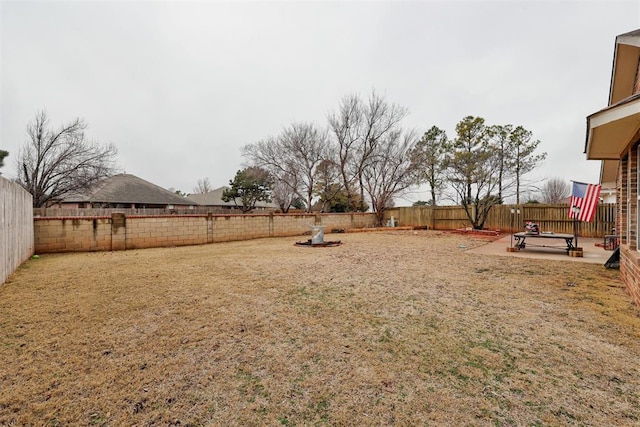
xmin=587 ymin=97 xmax=640 ymax=160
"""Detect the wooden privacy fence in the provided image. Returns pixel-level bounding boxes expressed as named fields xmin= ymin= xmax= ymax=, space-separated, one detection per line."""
xmin=385 ymin=205 xmax=470 ymax=231
xmin=385 ymin=203 xmax=616 ymax=238
xmin=1 ymin=177 xmax=34 ymax=284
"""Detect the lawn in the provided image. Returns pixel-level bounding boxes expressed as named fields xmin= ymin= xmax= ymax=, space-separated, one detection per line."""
xmin=1 ymin=230 xmax=640 ymax=426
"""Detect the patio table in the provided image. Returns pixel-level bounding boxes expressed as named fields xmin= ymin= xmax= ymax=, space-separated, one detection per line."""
xmin=512 ymin=232 xmax=576 ymax=254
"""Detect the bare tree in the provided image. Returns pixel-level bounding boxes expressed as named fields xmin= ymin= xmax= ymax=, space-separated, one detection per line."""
xmin=280 ymin=122 xmax=328 ymax=211
xmin=328 ymin=91 xmax=408 ymax=211
xmin=363 ymin=130 xmax=421 ymax=225
xmin=313 ymin=159 xmax=344 ymax=212
xmin=242 ymin=122 xmax=327 ymax=212
xmin=327 ymin=94 xmax=361 ymax=210
xmin=541 ymin=177 xmax=570 ymax=203
xmin=243 ymin=135 xmax=299 ymax=209
xmin=193 ymin=177 xmax=213 ymax=194
xmin=271 ymin=172 xmax=299 ymax=213
xmin=243 ymin=91 xmax=417 ymax=217
xmin=17 ymin=111 xmax=118 ymax=207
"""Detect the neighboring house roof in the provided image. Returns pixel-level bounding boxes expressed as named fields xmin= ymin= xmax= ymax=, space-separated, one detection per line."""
xmin=188 ymin=187 xmax=236 ymax=207
xmin=64 ymin=173 xmax=198 ymax=206
xmin=188 ymin=186 xmax=279 ymax=209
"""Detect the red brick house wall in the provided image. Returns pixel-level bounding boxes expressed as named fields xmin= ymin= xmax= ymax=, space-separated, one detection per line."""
xmin=585 ymin=29 xmax=640 ymax=308
xmin=619 ymin=146 xmax=640 ymax=306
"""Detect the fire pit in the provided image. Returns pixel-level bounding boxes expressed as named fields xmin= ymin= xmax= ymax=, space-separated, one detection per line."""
xmin=294 ymin=225 xmax=342 ymax=247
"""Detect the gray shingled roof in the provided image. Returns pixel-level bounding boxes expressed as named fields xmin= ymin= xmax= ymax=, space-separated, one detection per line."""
xmin=188 ymin=187 xmax=236 ymax=207
xmin=188 ymin=186 xmax=279 ymax=209
xmin=64 ymin=173 xmax=198 ymax=206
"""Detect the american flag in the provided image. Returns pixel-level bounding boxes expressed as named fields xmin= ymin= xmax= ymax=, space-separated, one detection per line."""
xmin=568 ymin=181 xmax=601 ymax=222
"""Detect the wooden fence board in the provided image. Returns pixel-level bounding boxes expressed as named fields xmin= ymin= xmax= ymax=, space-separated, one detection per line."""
xmin=1 ymin=177 xmax=34 ymax=284
xmin=385 ymin=204 xmax=616 ymax=238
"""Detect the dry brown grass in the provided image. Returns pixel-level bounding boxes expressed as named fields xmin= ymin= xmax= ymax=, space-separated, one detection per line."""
xmin=1 ymin=230 xmax=640 ymax=426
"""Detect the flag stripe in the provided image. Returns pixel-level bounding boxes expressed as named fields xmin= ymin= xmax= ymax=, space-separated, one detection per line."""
xmin=568 ymin=182 xmax=601 ymax=222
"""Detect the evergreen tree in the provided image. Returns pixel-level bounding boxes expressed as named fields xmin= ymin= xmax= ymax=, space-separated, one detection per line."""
xmin=222 ymin=167 xmax=273 ymax=213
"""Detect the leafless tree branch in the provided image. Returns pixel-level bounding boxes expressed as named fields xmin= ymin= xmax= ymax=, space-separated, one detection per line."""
xmin=16 ymin=110 xmax=118 ymax=207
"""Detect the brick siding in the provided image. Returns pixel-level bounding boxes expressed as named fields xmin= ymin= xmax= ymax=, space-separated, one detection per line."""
xmin=619 ymin=146 xmax=640 ymax=307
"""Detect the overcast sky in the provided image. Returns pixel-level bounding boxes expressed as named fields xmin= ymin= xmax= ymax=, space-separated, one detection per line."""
xmin=2 ymin=0 xmax=639 ymax=205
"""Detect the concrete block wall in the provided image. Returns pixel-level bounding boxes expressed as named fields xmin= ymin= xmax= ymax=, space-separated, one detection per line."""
xmin=211 ymin=214 xmax=275 ymax=242
xmin=126 ymin=215 xmax=209 ymax=249
xmin=316 ymin=213 xmax=374 ymax=230
xmin=34 ymin=217 xmax=112 ymax=252
xmin=271 ymin=214 xmax=317 ymax=237
xmin=33 ymin=212 xmax=378 ymax=254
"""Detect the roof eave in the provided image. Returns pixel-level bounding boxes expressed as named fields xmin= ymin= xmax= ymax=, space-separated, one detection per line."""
xmin=585 ymin=96 xmax=640 ymax=160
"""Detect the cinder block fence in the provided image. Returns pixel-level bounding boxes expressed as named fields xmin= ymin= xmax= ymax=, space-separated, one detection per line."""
xmin=33 ymin=212 xmax=377 ymax=253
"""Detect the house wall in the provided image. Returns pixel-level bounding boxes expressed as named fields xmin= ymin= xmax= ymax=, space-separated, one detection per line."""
xmin=620 ymin=246 xmax=640 ymax=306
xmin=33 ymin=212 xmax=377 ymax=253
xmin=618 ymin=156 xmax=626 ymax=243
xmin=1 ymin=177 xmax=34 ymax=285
xmin=618 ymin=145 xmax=640 ymax=307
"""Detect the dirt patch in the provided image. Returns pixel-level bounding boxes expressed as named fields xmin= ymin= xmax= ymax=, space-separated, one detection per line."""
xmin=1 ymin=230 xmax=640 ymax=426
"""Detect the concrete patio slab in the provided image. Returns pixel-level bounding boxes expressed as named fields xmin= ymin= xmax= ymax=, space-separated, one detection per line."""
xmin=466 ymin=234 xmax=615 ymax=265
